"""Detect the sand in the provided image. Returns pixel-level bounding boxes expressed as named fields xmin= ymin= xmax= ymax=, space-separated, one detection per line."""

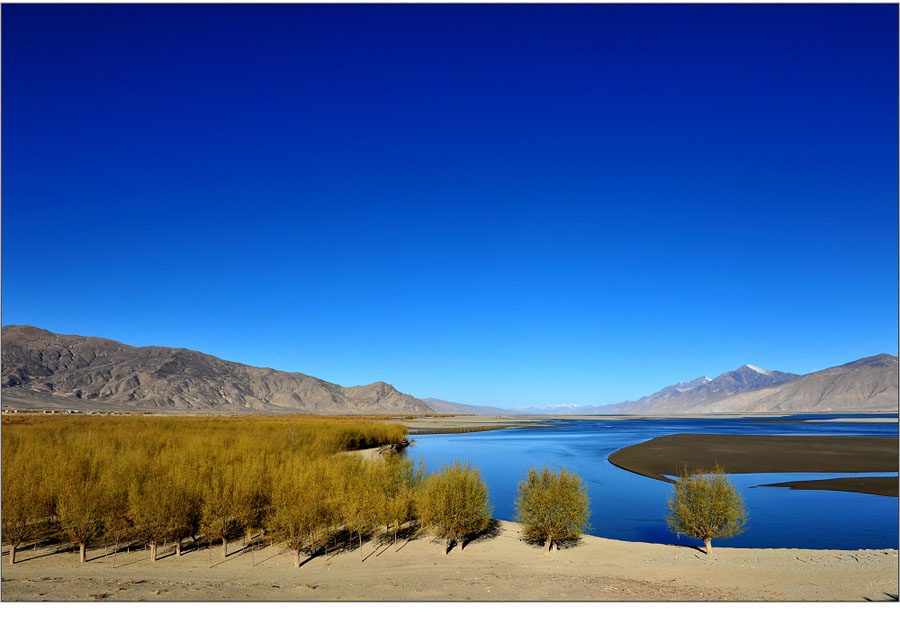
xmin=607 ymin=434 xmax=899 ymax=496
xmin=760 ymin=476 xmax=898 ymax=497
xmin=396 ymin=414 xmax=541 ymax=433
xmin=2 ymin=521 xmax=897 ymax=602
xmin=799 ymin=418 xmax=898 ymax=424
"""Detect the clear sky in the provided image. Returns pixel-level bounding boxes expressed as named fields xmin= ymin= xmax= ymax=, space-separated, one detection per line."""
xmin=2 ymin=4 xmax=897 ymax=408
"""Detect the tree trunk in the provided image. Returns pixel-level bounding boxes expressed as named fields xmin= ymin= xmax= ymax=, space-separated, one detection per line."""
xmin=79 ymin=542 xmax=87 ymax=563
xmin=544 ymin=537 xmax=552 ymax=555
xmin=222 ymin=537 xmax=228 ymax=560
xmin=359 ymin=532 xmax=364 ymax=561
xmin=294 ymin=549 xmax=301 ymax=568
xmin=552 ymin=541 xmax=558 ymax=553
xmin=9 ymin=543 xmax=16 ymax=565
xmin=704 ymin=538 xmax=712 ymax=555
xmin=176 ymin=539 xmax=182 ymax=557
xmin=443 ymin=537 xmax=450 ymax=555
xmin=150 ymin=542 xmax=158 ymax=562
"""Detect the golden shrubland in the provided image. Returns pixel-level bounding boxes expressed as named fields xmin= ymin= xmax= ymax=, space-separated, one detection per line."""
xmin=1 ymin=415 xmax=408 ymax=564
xmin=2 ymin=415 xmax=594 ymax=565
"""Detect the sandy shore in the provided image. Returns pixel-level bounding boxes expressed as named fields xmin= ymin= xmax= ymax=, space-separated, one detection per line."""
xmin=2 ymin=521 xmax=896 ymax=602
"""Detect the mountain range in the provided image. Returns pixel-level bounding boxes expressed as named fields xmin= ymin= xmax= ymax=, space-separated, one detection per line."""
xmin=1 ymin=325 xmax=897 ymax=415
xmin=421 ymin=398 xmax=521 ymax=415
xmin=508 ymin=356 xmax=897 ymax=415
xmin=0 ymin=325 xmax=432 ymax=414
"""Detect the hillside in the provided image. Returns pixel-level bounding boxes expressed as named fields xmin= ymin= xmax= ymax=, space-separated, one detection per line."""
xmin=694 ymin=354 xmax=899 ymax=413
xmin=0 ymin=325 xmax=433 ymax=414
xmin=601 ymin=364 xmax=800 ymax=414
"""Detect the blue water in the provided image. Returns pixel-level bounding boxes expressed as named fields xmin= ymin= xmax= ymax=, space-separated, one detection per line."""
xmin=405 ymin=415 xmax=899 ymax=550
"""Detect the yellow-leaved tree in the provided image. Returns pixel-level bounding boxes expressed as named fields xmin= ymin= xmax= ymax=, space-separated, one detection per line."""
xmin=666 ymin=465 xmax=747 ymax=554
xmin=416 ymin=460 xmax=492 ymax=555
xmin=514 ymin=466 xmax=590 ymax=554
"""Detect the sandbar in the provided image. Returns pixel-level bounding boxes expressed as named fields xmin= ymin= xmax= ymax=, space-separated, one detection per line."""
xmin=762 ymin=476 xmax=898 ymax=497
xmin=607 ymin=433 xmax=898 ymax=496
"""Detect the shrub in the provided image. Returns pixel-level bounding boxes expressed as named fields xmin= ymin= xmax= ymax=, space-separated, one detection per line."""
xmin=416 ymin=460 xmax=492 ymax=555
xmin=515 ymin=466 xmax=590 ymax=554
xmin=666 ymin=464 xmax=747 ymax=554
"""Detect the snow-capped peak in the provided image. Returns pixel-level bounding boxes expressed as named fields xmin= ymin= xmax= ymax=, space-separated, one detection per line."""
xmin=743 ymin=364 xmax=769 ymax=374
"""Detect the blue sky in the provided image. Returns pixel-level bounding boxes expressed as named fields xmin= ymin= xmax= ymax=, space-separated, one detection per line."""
xmin=2 ymin=4 xmax=897 ymax=408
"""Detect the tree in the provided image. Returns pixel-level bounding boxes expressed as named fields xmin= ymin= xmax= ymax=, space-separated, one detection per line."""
xmin=127 ymin=473 xmax=171 ymax=562
xmin=416 ymin=460 xmax=492 ymax=555
xmin=99 ymin=457 xmax=133 ymax=562
xmin=515 ymin=466 xmax=590 ymax=554
xmin=1 ymin=454 xmax=53 ymax=565
xmin=266 ymin=459 xmax=333 ymax=567
xmin=166 ymin=481 xmax=200 ymax=557
xmin=334 ymin=457 xmax=382 ymax=561
xmin=666 ymin=465 xmax=747 ymax=554
xmin=56 ymin=461 xmax=107 ymax=563
xmin=377 ymin=457 xmax=424 ymax=544
xmin=199 ymin=463 xmax=240 ymax=560
xmin=233 ymin=456 xmax=270 ymax=547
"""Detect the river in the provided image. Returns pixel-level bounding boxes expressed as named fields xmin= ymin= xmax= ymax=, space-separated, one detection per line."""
xmin=405 ymin=414 xmax=898 ymax=550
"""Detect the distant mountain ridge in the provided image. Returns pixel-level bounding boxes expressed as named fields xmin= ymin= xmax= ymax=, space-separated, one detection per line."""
xmin=599 ymin=364 xmax=801 ymax=414
xmin=690 ymin=354 xmax=899 ymax=413
xmin=1 ymin=325 xmax=433 ymax=414
xmin=422 ymin=398 xmax=520 ymax=415
xmin=3 ymin=325 xmax=896 ymax=415
xmin=506 ymin=356 xmax=897 ymax=415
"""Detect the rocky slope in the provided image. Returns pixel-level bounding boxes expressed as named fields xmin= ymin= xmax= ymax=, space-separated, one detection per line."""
xmin=601 ymin=364 xmax=800 ymax=414
xmin=515 ymin=356 xmax=897 ymax=415
xmin=693 ymin=354 xmax=899 ymax=413
xmin=0 ymin=325 xmax=433 ymax=414
xmin=598 ymin=356 xmax=897 ymax=414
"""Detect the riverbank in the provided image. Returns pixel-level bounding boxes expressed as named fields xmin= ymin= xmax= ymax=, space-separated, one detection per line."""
xmin=2 ymin=520 xmax=896 ymax=602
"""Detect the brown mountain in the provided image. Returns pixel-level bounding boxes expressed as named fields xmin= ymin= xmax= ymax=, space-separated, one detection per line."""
xmin=0 ymin=325 xmax=433 ymax=414
xmin=518 ymin=356 xmax=897 ymax=415
xmin=693 ymin=354 xmax=899 ymax=413
xmin=599 ymin=365 xmax=800 ymax=414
